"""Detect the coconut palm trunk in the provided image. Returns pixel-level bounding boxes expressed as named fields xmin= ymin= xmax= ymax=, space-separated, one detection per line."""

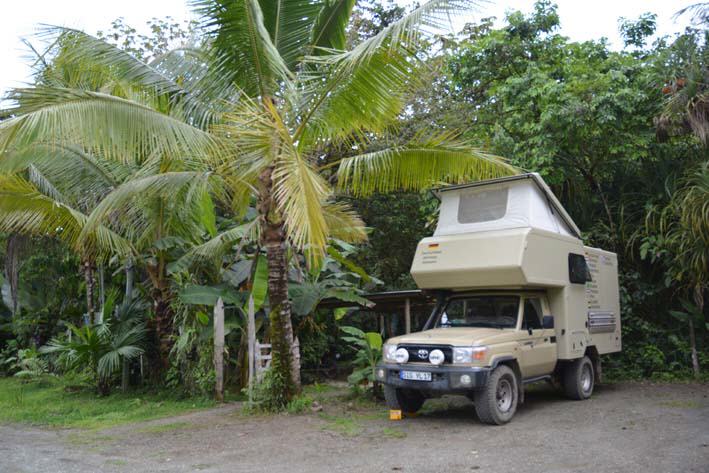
xmin=259 ymin=166 xmax=301 ymax=390
xmin=144 ymin=258 xmax=174 ymax=374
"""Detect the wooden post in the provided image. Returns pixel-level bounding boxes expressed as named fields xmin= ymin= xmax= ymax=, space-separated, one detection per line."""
xmin=214 ymin=297 xmax=225 ymax=402
xmin=247 ymin=294 xmax=256 ymax=404
xmin=405 ymin=298 xmax=411 ymax=334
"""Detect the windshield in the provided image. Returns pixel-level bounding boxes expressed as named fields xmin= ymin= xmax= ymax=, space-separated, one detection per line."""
xmin=436 ymin=295 xmax=520 ymax=329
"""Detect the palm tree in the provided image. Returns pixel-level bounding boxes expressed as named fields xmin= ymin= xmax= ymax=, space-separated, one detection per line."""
xmin=0 ymin=34 xmax=226 ymax=371
xmin=1 ymin=1 xmax=516 ymax=401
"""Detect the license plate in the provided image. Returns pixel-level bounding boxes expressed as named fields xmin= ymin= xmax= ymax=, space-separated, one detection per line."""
xmin=400 ymin=370 xmax=431 ymax=382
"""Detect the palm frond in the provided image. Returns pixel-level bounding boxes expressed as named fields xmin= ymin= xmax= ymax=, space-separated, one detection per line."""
xmin=192 ymin=0 xmax=292 ymax=96
xmin=80 ymin=171 xmax=219 ymax=246
xmin=272 ymin=151 xmax=331 ymax=254
xmin=0 ymin=175 xmax=132 ymax=258
xmin=309 ymin=0 xmax=357 ymax=54
xmin=296 ymin=46 xmax=415 ymax=146
xmin=0 ymin=144 xmax=129 ymax=201
xmin=258 ymin=0 xmax=326 ymax=69
xmin=38 ymin=27 xmax=232 ymax=129
xmin=169 ymin=221 xmax=258 ymax=274
xmin=39 ymin=26 xmax=183 ymax=94
xmin=336 ymin=0 xmax=474 ymax=64
xmin=322 ymin=202 xmax=367 ymax=243
xmin=1 ymin=87 xmax=220 ymax=165
xmin=27 ymin=165 xmax=66 ymax=203
xmin=296 ymin=0 xmax=479 ymax=144
xmin=337 ymin=131 xmax=518 ymax=196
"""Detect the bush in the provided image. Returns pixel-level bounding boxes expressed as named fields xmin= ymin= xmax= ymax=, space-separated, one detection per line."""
xmin=247 ymin=368 xmax=290 ymax=412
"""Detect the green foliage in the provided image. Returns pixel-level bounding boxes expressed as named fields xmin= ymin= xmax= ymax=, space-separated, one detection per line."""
xmin=248 ymin=367 xmax=290 ymax=413
xmin=12 ymin=348 xmax=50 ymax=381
xmin=619 ymin=12 xmax=657 ymax=49
xmin=40 ymin=311 xmax=147 ymax=395
xmin=285 ymin=394 xmax=315 ymax=414
xmin=340 ymin=326 xmax=382 ymax=392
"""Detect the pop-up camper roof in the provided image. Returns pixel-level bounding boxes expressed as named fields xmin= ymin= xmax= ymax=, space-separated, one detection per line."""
xmin=433 ymin=173 xmax=581 ymax=239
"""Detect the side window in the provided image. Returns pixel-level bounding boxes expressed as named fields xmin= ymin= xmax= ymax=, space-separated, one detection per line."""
xmin=457 ymin=188 xmax=508 ymax=224
xmin=569 ymin=253 xmax=592 ymax=284
xmin=522 ymin=298 xmax=543 ymax=330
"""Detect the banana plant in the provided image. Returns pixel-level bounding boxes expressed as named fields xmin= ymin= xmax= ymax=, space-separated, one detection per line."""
xmin=340 ymin=325 xmax=383 ymax=393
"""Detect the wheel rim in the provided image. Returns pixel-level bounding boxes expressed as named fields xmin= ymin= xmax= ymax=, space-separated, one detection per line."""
xmin=581 ymin=364 xmax=593 ymax=393
xmin=496 ymin=378 xmax=513 ymax=413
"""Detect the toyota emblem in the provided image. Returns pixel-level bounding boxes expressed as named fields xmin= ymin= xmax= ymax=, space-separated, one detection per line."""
xmin=417 ymin=349 xmax=429 ymax=359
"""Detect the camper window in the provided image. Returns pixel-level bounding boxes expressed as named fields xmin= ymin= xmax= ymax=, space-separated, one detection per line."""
xmin=568 ymin=253 xmax=592 ymax=284
xmin=437 ymin=295 xmax=519 ymax=329
xmin=457 ymin=188 xmax=508 ymax=224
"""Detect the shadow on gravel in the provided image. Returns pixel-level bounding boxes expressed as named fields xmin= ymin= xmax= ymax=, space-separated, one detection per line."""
xmin=411 ymin=382 xmax=625 ymax=425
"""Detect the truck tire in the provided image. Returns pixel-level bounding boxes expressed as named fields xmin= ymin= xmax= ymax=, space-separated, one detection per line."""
xmin=473 ymin=365 xmax=518 ymax=425
xmin=383 ymin=385 xmax=425 ymax=413
xmin=563 ymin=356 xmax=594 ymax=400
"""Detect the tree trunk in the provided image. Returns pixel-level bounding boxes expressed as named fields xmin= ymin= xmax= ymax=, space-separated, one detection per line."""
xmin=83 ymin=260 xmax=96 ymax=325
xmin=146 ymin=261 xmax=174 ymax=375
xmin=122 ymin=259 xmax=134 ymax=391
xmin=690 ymin=285 xmax=703 ymax=378
xmin=258 ymin=166 xmax=301 ymax=398
xmin=98 ymin=263 xmax=105 ymax=322
xmin=125 ymin=258 xmax=134 ymax=302
xmin=4 ymin=234 xmax=25 ymax=315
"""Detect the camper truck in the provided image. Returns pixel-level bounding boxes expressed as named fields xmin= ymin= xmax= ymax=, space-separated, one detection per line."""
xmin=375 ymin=173 xmax=621 ymax=425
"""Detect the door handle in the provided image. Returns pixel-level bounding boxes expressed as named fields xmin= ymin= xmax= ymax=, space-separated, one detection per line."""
xmin=522 ymin=341 xmax=534 ymax=346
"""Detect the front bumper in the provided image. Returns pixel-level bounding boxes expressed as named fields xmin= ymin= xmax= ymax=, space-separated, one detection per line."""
xmin=375 ymin=363 xmax=491 ymax=392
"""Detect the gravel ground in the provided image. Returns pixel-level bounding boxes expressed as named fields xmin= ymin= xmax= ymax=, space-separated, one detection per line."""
xmin=0 ymin=382 xmax=707 ymax=473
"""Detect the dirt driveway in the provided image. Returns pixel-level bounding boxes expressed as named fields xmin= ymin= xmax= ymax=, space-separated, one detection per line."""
xmin=1 ymin=382 xmax=707 ymax=473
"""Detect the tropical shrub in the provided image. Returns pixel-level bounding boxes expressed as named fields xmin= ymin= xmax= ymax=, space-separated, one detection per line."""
xmin=40 ymin=315 xmax=146 ymax=395
xmin=340 ymin=326 xmax=382 ymax=395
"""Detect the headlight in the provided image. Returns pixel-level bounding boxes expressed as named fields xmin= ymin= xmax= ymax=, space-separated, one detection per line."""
xmin=383 ymin=344 xmax=397 ymax=363
xmin=394 ymin=347 xmax=409 ymax=364
xmin=429 ymin=349 xmax=445 ymax=365
xmin=453 ymin=346 xmax=488 ymax=364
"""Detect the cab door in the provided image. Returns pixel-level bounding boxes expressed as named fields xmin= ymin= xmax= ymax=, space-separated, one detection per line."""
xmin=517 ymin=296 xmax=557 ymax=378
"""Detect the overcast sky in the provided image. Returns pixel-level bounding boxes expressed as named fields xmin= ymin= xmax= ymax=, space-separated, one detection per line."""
xmin=0 ymin=0 xmax=694 ymax=97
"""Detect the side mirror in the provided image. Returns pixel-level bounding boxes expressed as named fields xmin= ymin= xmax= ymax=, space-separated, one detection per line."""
xmin=542 ymin=315 xmax=554 ymax=329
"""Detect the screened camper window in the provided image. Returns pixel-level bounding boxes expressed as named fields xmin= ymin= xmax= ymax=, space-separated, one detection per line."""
xmin=457 ymin=188 xmax=508 ymax=224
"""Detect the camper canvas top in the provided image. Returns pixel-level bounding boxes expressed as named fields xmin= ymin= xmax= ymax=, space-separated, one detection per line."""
xmin=433 ymin=173 xmax=581 ymax=239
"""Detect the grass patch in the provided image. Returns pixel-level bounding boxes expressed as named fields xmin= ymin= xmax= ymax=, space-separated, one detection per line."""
xmin=0 ymin=377 xmax=215 ymax=430
xmin=136 ymin=421 xmax=192 ymax=434
xmin=381 ymin=427 xmax=407 ymax=439
xmin=303 ymin=382 xmax=337 ymax=396
xmin=318 ymin=413 xmax=363 ymax=436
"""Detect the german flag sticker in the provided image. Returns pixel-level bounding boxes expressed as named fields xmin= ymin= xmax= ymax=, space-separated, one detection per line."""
xmin=428 ymin=243 xmax=440 ymax=249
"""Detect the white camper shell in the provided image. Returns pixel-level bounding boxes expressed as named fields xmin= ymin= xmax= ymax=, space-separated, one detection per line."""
xmin=410 ymin=173 xmax=621 ymax=359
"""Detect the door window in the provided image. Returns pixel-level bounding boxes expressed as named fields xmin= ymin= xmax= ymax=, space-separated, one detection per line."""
xmin=522 ymin=298 xmax=543 ymax=330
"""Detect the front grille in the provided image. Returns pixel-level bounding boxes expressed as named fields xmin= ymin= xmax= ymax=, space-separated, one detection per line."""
xmin=399 ymin=344 xmax=453 ymax=363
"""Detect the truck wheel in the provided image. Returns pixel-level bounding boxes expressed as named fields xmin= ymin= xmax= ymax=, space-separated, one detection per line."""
xmin=473 ymin=365 xmax=518 ymax=425
xmin=563 ymin=356 xmax=594 ymax=400
xmin=383 ymin=385 xmax=425 ymax=413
